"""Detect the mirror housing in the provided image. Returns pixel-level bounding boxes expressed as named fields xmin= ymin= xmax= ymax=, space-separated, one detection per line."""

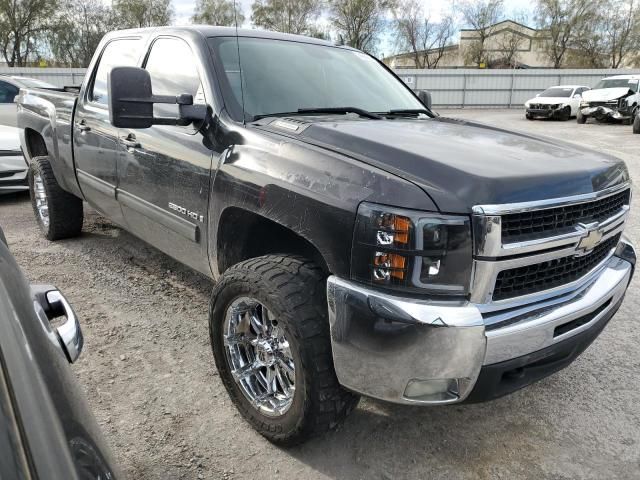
xmin=417 ymin=90 xmax=432 ymax=110
xmin=108 ymin=66 xmax=207 ymax=129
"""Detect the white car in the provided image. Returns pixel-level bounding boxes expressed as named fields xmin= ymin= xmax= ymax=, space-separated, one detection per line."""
xmin=0 ymin=125 xmax=27 ymax=194
xmin=578 ymin=75 xmax=640 ymax=124
xmin=524 ymin=85 xmax=590 ymax=120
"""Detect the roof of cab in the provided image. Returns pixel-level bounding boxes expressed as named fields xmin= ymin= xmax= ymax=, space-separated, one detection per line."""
xmin=106 ymin=25 xmax=337 ymax=47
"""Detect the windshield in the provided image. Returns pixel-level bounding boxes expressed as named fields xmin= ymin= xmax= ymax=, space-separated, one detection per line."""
xmin=593 ymin=79 xmax=638 ymax=92
xmin=209 ymin=37 xmax=425 ymax=121
xmin=539 ymin=87 xmax=573 ymax=98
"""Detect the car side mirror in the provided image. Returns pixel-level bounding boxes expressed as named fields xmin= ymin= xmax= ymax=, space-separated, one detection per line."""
xmin=417 ymin=90 xmax=432 ymax=110
xmin=108 ymin=66 xmax=207 ymax=129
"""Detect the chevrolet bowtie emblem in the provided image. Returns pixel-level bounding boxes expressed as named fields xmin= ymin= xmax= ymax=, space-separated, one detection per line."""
xmin=576 ymin=222 xmax=604 ymax=255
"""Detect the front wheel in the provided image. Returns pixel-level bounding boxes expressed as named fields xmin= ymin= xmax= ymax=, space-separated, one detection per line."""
xmin=209 ymin=255 xmax=359 ymax=446
xmin=633 ymin=113 xmax=640 ymax=134
xmin=577 ymin=111 xmax=587 ymax=124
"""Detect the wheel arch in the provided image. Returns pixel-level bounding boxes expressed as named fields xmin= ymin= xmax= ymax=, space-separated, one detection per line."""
xmin=215 ymin=206 xmax=331 ymax=277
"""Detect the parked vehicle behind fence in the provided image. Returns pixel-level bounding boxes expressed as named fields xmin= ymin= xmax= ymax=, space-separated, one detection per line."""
xmin=524 ymin=85 xmax=589 ymax=120
xmin=15 ymin=26 xmax=637 ymax=446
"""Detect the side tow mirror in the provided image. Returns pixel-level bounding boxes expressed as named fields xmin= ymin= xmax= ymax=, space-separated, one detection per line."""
xmin=108 ymin=66 xmax=207 ymax=129
xmin=417 ymin=90 xmax=432 ymax=110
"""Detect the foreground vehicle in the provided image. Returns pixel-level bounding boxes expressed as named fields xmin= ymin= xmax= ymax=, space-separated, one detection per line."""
xmin=0 ymin=125 xmax=27 ymax=194
xmin=524 ymin=85 xmax=589 ymax=120
xmin=0 ymin=226 xmax=119 ymax=478
xmin=16 ymin=27 xmax=636 ymax=445
xmin=578 ymin=75 xmax=640 ymax=124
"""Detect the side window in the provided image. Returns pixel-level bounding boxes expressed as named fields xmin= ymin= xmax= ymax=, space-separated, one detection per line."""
xmin=0 ymin=81 xmax=19 ymax=103
xmin=90 ymin=39 xmax=142 ymax=106
xmin=144 ymin=38 xmax=205 ymax=127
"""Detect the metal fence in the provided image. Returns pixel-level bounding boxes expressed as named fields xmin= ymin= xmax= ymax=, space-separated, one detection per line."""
xmin=394 ymin=68 xmax=640 ymax=108
xmin=0 ymin=67 xmax=87 ymax=87
xmin=3 ymin=66 xmax=640 ymax=109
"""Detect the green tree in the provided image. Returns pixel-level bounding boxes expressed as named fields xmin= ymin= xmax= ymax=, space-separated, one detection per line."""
xmin=192 ymin=0 xmax=245 ymax=26
xmin=0 ymin=0 xmax=58 ymax=66
xmin=113 ymin=0 xmax=174 ymax=28
xmin=48 ymin=0 xmax=116 ymax=67
xmin=250 ymin=0 xmax=322 ymax=35
xmin=330 ymin=0 xmax=388 ymax=54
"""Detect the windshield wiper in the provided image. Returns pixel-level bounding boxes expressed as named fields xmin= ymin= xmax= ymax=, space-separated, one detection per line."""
xmin=382 ymin=108 xmax=433 ymax=117
xmin=297 ymin=107 xmax=382 ymax=119
xmin=252 ymin=107 xmax=382 ymax=121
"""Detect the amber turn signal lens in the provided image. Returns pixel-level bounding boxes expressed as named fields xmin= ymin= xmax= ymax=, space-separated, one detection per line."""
xmin=393 ymin=216 xmax=410 ymax=244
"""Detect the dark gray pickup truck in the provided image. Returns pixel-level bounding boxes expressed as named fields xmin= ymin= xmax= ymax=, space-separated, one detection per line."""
xmin=16 ymin=26 xmax=636 ymax=445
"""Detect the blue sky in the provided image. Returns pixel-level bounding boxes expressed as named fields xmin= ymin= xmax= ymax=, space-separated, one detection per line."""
xmin=171 ymin=0 xmax=536 ymax=57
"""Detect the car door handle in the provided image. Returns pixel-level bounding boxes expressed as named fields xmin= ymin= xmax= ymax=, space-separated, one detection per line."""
xmin=31 ymin=285 xmax=83 ymax=363
xmin=76 ymin=120 xmax=91 ymax=132
xmin=121 ymin=134 xmax=140 ymax=149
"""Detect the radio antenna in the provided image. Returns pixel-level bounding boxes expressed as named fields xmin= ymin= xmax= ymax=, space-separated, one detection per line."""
xmin=233 ymin=0 xmax=246 ymax=125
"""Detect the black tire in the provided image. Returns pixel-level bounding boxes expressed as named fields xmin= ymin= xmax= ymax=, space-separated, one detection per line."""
xmin=560 ymin=106 xmax=571 ymax=121
xmin=634 ymin=113 xmax=640 ymax=134
xmin=28 ymin=156 xmax=83 ymax=240
xmin=209 ymin=254 xmax=359 ymax=446
xmin=525 ymin=112 xmax=534 ymax=120
xmin=577 ymin=111 xmax=587 ymax=124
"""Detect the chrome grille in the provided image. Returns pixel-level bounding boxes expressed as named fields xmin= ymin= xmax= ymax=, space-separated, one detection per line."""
xmin=471 ymin=183 xmax=630 ymax=306
xmin=501 ymin=189 xmax=630 ymax=241
xmin=493 ymin=234 xmax=621 ymax=301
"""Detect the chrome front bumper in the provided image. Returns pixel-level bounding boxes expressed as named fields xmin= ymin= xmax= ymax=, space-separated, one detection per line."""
xmin=326 ymin=240 xmax=634 ymax=405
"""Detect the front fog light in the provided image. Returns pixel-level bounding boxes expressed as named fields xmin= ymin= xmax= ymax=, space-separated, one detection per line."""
xmin=404 ymin=378 xmax=461 ymax=402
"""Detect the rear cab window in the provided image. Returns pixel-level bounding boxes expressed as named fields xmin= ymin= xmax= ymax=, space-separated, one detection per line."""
xmin=90 ymin=38 xmax=143 ymax=106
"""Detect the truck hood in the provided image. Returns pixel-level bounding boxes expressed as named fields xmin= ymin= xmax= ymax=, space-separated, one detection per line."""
xmin=582 ymin=88 xmax=632 ymax=102
xmin=288 ymin=117 xmax=628 ymax=213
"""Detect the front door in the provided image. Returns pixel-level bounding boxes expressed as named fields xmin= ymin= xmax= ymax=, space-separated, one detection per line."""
xmin=116 ymin=36 xmax=213 ymax=274
xmin=73 ymin=37 xmax=143 ymax=225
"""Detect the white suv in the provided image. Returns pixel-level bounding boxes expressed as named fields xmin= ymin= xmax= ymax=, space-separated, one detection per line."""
xmin=579 ymin=75 xmax=640 ymax=124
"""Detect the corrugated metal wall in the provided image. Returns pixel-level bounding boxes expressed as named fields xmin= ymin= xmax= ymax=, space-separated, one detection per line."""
xmin=394 ymin=69 xmax=640 ymax=108
xmin=0 ymin=67 xmax=87 ymax=87
xmin=2 ymin=66 xmax=640 ymax=109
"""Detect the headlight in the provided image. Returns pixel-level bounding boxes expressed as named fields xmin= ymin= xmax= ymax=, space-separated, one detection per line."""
xmin=351 ymin=202 xmax=472 ymax=295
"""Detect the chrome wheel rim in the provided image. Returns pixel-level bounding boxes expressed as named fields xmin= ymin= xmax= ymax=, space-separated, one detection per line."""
xmin=223 ymin=297 xmax=295 ymax=417
xmin=33 ymin=173 xmax=49 ymax=226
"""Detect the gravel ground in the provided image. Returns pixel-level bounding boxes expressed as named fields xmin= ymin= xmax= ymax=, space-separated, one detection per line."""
xmin=1 ymin=109 xmax=640 ymax=479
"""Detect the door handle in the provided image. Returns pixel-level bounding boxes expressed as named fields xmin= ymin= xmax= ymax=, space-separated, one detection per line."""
xmin=31 ymin=285 xmax=84 ymax=363
xmin=121 ymin=134 xmax=140 ymax=149
xmin=76 ymin=120 xmax=91 ymax=132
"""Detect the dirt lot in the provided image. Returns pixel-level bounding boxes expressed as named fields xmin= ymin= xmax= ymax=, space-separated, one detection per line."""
xmin=2 ymin=109 xmax=640 ymax=479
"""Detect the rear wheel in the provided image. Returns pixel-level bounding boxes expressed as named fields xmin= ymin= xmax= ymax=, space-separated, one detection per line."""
xmin=28 ymin=156 xmax=83 ymax=240
xmin=209 ymin=255 xmax=359 ymax=446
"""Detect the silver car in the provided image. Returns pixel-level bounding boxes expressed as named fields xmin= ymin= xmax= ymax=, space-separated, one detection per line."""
xmin=0 ymin=125 xmax=27 ymax=194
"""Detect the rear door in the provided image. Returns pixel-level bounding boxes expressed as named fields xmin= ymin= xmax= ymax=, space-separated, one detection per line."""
xmin=116 ymin=36 xmax=213 ymax=274
xmin=73 ymin=37 xmax=143 ymax=224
